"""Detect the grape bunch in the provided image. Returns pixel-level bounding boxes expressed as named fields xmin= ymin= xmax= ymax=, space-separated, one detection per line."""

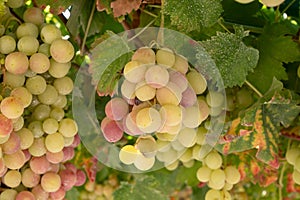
xmin=196 ymin=150 xmax=241 ymax=200
xmin=0 ymin=5 xmax=86 ymax=199
xmin=286 ymin=143 xmax=300 ymax=185
xmin=99 ymin=45 xmax=228 ymax=173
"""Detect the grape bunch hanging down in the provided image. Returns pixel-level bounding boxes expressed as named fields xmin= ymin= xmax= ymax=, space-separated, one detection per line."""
xmin=0 ymin=4 xmax=85 ymax=199
xmin=100 ymin=46 xmax=226 ymax=171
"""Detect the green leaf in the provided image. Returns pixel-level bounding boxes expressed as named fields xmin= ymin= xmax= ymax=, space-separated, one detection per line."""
xmin=33 ymin=0 xmax=74 ymax=14
xmin=163 ymin=0 xmax=223 ymax=33
xmin=200 ymin=26 xmax=259 ymax=87
xmin=113 ymin=176 xmax=168 ymax=200
xmin=216 ymin=88 xmax=300 ymax=168
xmin=175 ymin=162 xmax=201 ymax=186
xmin=247 ymin=21 xmax=300 ymax=93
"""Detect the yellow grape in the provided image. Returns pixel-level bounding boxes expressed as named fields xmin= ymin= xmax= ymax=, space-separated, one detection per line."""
xmin=145 ymin=64 xmax=169 ymax=88
xmin=205 ymin=151 xmax=223 ymax=170
xmin=16 ymin=22 xmax=39 ymax=39
xmin=0 ymin=189 xmax=18 ymax=199
xmin=286 ymin=148 xmax=300 ymax=165
xmin=45 ymin=132 xmax=65 ymax=153
xmin=3 ymin=170 xmax=22 ymax=188
xmin=159 ymin=104 xmax=182 ymax=126
xmin=58 ymin=118 xmax=78 ymax=137
xmin=136 ymin=107 xmax=162 ymax=133
xmin=205 ymin=189 xmax=222 ymax=200
xmin=293 ymin=169 xmax=300 ymax=185
xmin=224 ymin=165 xmax=241 ymax=185
xmin=50 ymin=39 xmax=74 ymax=63
xmin=40 ymin=24 xmax=62 ymax=44
xmin=17 ymin=35 xmax=39 ymax=55
xmin=197 ymin=165 xmax=212 ymax=182
xmin=156 ymin=48 xmax=175 ymax=68
xmin=179 ymin=148 xmax=193 ymax=163
xmin=3 ymin=150 xmax=26 ymax=169
xmin=41 ymin=172 xmax=61 ymax=192
xmin=177 ymin=127 xmax=197 ymax=148
xmin=5 ymin=51 xmax=29 ymax=74
xmin=132 ymin=47 xmax=156 ymax=64
xmin=0 ymin=97 xmax=24 ymax=119
xmin=48 ymin=59 xmax=71 ymax=78
xmin=123 ymin=61 xmax=147 ymax=83
xmin=186 ymin=70 xmax=207 ymax=94
xmin=156 ymin=82 xmax=182 ymax=105
xmin=172 ymin=54 xmax=189 ymax=74
xmin=135 ymin=81 xmax=156 ymax=101
xmin=10 ymin=86 xmax=32 ymax=108
xmin=209 ymin=169 xmax=226 ymax=190
xmin=119 ymin=145 xmax=139 ymax=165
xmin=133 ymin=153 xmax=155 ymax=171
xmin=29 ymin=52 xmax=50 ymax=73
xmin=135 ymin=135 xmax=157 ymax=158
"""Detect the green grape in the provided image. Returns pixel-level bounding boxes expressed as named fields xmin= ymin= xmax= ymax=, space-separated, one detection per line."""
xmin=205 ymin=151 xmax=223 ymax=170
xmin=206 ymin=91 xmax=224 ymax=108
xmin=294 ymin=155 xmax=300 ymax=172
xmin=5 ymin=51 xmax=29 ymax=74
xmin=21 ymin=168 xmax=40 ymax=188
xmin=38 ymin=43 xmax=51 ymax=57
xmin=0 ymin=189 xmax=18 ymax=200
xmin=43 ymin=118 xmax=59 ymax=134
xmin=17 ymin=35 xmax=39 ymax=55
xmin=205 ymin=189 xmax=222 ymax=200
xmin=177 ymin=127 xmax=197 ymax=148
xmin=2 ymin=170 xmax=22 ymax=188
xmin=63 ymin=136 xmax=74 ymax=147
xmin=25 ymin=75 xmax=47 ymax=95
xmin=58 ymin=118 xmax=78 ymax=137
xmin=50 ymin=39 xmax=74 ymax=63
xmin=28 ymin=120 xmax=44 ymax=138
xmin=23 ymin=7 xmax=44 ymax=26
xmin=40 ymin=24 xmax=62 ymax=44
xmin=45 ymin=132 xmax=65 ymax=153
xmin=135 ymin=135 xmax=157 ymax=158
xmin=12 ymin=116 xmax=23 ymax=131
xmin=186 ymin=70 xmax=207 ymax=94
xmin=53 ymin=77 xmax=74 ymax=95
xmin=156 ymin=48 xmax=175 ymax=68
xmin=48 ymin=59 xmax=71 ymax=78
xmin=132 ymin=47 xmax=156 ymax=64
xmin=4 ymin=72 xmax=25 ymax=88
xmin=10 ymin=86 xmax=32 ymax=108
xmin=0 ymin=35 xmax=16 ymax=54
xmin=32 ymin=104 xmax=51 ymax=121
xmin=236 ymin=88 xmax=253 ymax=108
xmin=6 ymin=0 xmax=24 ymax=8
xmin=119 ymin=145 xmax=139 ymax=165
xmin=197 ymin=165 xmax=212 ymax=182
xmin=16 ymin=128 xmax=34 ymax=149
xmin=28 ymin=137 xmax=47 ymax=157
xmin=286 ymin=148 xmax=300 ymax=165
xmin=29 ymin=53 xmax=50 ymax=74
xmin=179 ymin=148 xmax=193 ymax=163
xmin=16 ymin=22 xmax=39 ymax=39
xmin=224 ymin=165 xmax=241 ymax=185
xmin=0 ymin=24 xmax=5 ymax=36
xmin=38 ymin=85 xmax=59 ymax=105
xmin=50 ymin=107 xmax=65 ymax=121
xmin=52 ymin=94 xmax=67 ymax=108
xmin=196 ymin=126 xmax=207 ymax=145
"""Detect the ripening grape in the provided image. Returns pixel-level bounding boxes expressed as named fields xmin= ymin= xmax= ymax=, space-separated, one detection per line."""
xmin=136 ymin=135 xmax=157 ymax=158
xmin=133 ymin=153 xmax=155 ymax=171
xmin=169 ymin=70 xmax=188 ymax=92
xmin=42 ymin=118 xmax=59 ymax=134
xmin=2 ymin=132 xmax=21 ymax=154
xmin=105 ymin=97 xmax=129 ymax=121
xmin=16 ymin=22 xmax=39 ymax=38
xmin=28 ymin=120 xmax=44 ymax=138
xmin=3 ymin=150 xmax=26 ymax=169
xmin=53 ymin=76 xmax=74 ymax=95
xmin=41 ymin=172 xmax=61 ymax=192
xmin=182 ymin=106 xmax=201 ymax=128
xmin=46 ymin=151 xmax=64 ymax=164
xmin=3 ymin=170 xmax=22 ymax=188
xmin=4 ymin=72 xmax=25 ymax=88
xmin=209 ymin=169 xmax=226 ymax=190
xmin=124 ymin=113 xmax=144 ymax=136
xmin=32 ymin=184 xmax=50 ymax=199
xmin=45 ymin=132 xmax=65 ymax=153
xmin=286 ymin=148 xmax=300 ymax=165
xmin=186 ymin=70 xmax=207 ymax=94
xmin=135 ymin=81 xmax=156 ymax=101
xmin=49 ymin=108 xmax=65 ymax=122
xmin=59 ymin=169 xmax=77 ymax=191
xmin=197 ymin=165 xmax=212 ymax=182
xmin=17 ymin=35 xmax=39 ymax=55
xmin=224 ymin=165 xmax=241 ymax=185
xmin=37 ymin=85 xmax=58 ymax=105
xmin=26 ymin=75 xmax=47 ymax=95
xmin=156 ymin=82 xmax=182 ymax=105
xmin=177 ymin=127 xmax=197 ymax=148
xmin=123 ymin=61 xmax=147 ymax=83
xmin=132 ymin=47 xmax=156 ymax=64
xmin=5 ymin=51 xmax=29 ymax=74
xmin=49 ymin=187 xmax=66 ymax=200
xmin=40 ymin=24 xmax=62 ymax=44
xmin=206 ymin=91 xmax=224 ymax=108
xmin=172 ymin=54 xmax=189 ymax=74
xmin=260 ymin=0 xmax=285 ymax=7
xmin=0 ymin=134 xmax=10 ymax=145
xmin=145 ymin=64 xmax=169 ymax=88
xmin=16 ymin=191 xmax=36 ymax=200
xmin=74 ymin=169 xmax=86 ymax=186
xmin=135 ymin=107 xmax=162 ymax=133
xmin=29 ymin=52 xmax=50 ymax=73
xmin=28 ymin=137 xmax=47 ymax=157
xmin=205 ymin=151 xmax=223 ymax=170
xmin=101 ymin=117 xmax=123 ymax=142
xmin=156 ymin=48 xmax=175 ymax=68
xmin=119 ymin=145 xmax=139 ymax=165
xmin=23 ymin=7 xmax=44 ymax=26
xmin=159 ymin=104 xmax=182 ymax=126
xmin=48 ymin=59 xmax=71 ymax=78
xmin=0 ymin=35 xmax=16 ymax=54
xmin=21 ymin=168 xmax=40 ymax=188
xmin=0 ymin=113 xmax=13 ymax=137
xmin=10 ymin=87 xmax=32 ymax=108
xmin=58 ymin=118 xmax=78 ymax=137
xmin=50 ymin=39 xmax=75 ymax=63
xmin=30 ymin=155 xmax=50 ymax=175
xmin=0 ymin=189 xmax=18 ymax=200
xmin=205 ymin=189 xmax=222 ymax=200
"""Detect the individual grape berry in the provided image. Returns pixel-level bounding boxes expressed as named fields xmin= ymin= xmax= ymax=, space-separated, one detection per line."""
xmin=186 ymin=70 xmax=207 ymax=94
xmin=0 ymin=35 xmax=16 ymax=54
xmin=23 ymin=7 xmax=44 ymax=26
xmin=5 ymin=52 xmax=29 ymax=74
xmin=41 ymin=172 xmax=61 ymax=192
xmin=132 ymin=47 xmax=156 ymax=64
xmin=123 ymin=60 xmax=147 ymax=83
xmin=50 ymin=39 xmax=74 ymax=63
xmin=156 ymin=48 xmax=175 ymax=68
xmin=101 ymin=117 xmax=123 ymax=142
xmin=204 ymin=151 xmax=223 ymax=170
xmin=40 ymin=24 xmax=62 ymax=44
xmin=16 ymin=22 xmax=39 ymax=38
xmin=145 ymin=64 xmax=169 ymax=88
xmin=135 ymin=135 xmax=157 ymax=158
xmin=17 ymin=35 xmax=39 ymax=55
xmin=3 ymin=170 xmax=22 ymax=188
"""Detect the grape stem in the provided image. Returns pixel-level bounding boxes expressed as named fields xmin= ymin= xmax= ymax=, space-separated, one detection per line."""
xmin=245 ymin=80 xmax=263 ymax=98
xmin=281 ymin=0 xmax=296 ymax=15
xmin=140 ymin=9 xmax=158 ymax=18
xmin=80 ymin=0 xmax=96 ymax=55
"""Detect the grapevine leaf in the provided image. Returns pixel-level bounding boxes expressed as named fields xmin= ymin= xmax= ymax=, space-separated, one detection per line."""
xmin=175 ymin=162 xmax=201 ymax=186
xmin=163 ymin=0 xmax=223 ymax=33
xmin=113 ymin=176 xmax=168 ymax=200
xmin=247 ymin=22 xmax=300 ymax=93
xmin=216 ymin=89 xmax=300 ymax=168
xmin=89 ymin=32 xmax=131 ymax=96
xmin=110 ymin=0 xmax=142 ymax=17
xmin=33 ymin=0 xmax=74 ymax=14
xmin=200 ymin=26 xmax=259 ymax=87
xmin=96 ymin=0 xmax=112 ymax=12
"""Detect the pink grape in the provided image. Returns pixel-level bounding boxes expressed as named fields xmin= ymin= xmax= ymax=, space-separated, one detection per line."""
xmin=32 ymin=184 xmax=49 ymax=199
xmin=168 ymin=70 xmax=188 ymax=92
xmin=62 ymin=147 xmax=75 ymax=162
xmin=180 ymin=86 xmax=197 ymax=107
xmin=0 ymin=96 xmax=24 ymax=119
xmin=2 ymin=132 xmax=21 ymax=154
xmin=48 ymin=163 xmax=60 ymax=173
xmin=63 ymin=162 xmax=77 ymax=173
xmin=0 ymin=158 xmax=8 ymax=176
xmin=22 ymin=149 xmax=31 ymax=162
xmin=123 ymin=113 xmax=143 ymax=136
xmin=70 ymin=133 xmax=80 ymax=148
xmin=105 ymin=97 xmax=129 ymax=121
xmin=59 ymin=169 xmax=77 ymax=191
xmin=101 ymin=117 xmax=123 ymax=142
xmin=74 ymin=169 xmax=86 ymax=186
xmin=29 ymin=155 xmax=50 ymax=174
xmin=0 ymin=114 xmax=13 ymax=137
xmin=46 ymin=151 xmax=64 ymax=164
xmin=49 ymin=187 xmax=65 ymax=200
xmin=16 ymin=191 xmax=36 ymax=200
